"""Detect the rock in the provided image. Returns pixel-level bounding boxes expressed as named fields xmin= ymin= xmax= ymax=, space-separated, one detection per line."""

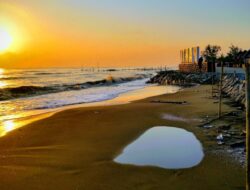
xmin=240 ymin=130 xmax=246 ymax=136
xmin=227 ymin=149 xmax=234 ymax=153
xmin=203 ymin=125 xmax=213 ymax=129
xmin=221 ymin=74 xmax=245 ymax=106
xmin=230 ymin=140 xmax=245 ymax=148
xmin=216 ymin=134 xmax=224 ymax=141
xmin=217 ymin=141 xmax=225 ymax=145
xmin=216 ymin=134 xmax=224 ymax=145
xmin=223 ymin=134 xmax=232 ymax=139
xmin=148 ymin=71 xmax=218 ymax=86
xmin=218 ymin=124 xmax=231 ymax=131
xmin=148 ymin=71 xmax=246 ymax=106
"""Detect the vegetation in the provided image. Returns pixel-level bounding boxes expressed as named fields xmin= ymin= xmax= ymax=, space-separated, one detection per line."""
xmin=227 ymin=44 xmax=242 ymax=62
xmin=203 ymin=44 xmax=247 ymax=65
xmin=202 ymin=45 xmax=221 ymax=63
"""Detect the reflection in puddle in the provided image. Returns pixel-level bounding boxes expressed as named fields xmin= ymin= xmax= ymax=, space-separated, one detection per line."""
xmin=115 ymin=126 xmax=204 ymax=169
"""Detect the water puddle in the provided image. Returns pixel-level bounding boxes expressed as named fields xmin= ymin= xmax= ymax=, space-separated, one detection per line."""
xmin=114 ymin=126 xmax=204 ymax=169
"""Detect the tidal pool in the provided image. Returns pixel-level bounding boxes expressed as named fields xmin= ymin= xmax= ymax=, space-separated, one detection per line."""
xmin=114 ymin=126 xmax=204 ymax=169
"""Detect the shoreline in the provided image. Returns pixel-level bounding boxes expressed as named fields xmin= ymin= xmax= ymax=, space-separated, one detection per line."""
xmin=0 ymin=84 xmax=245 ymax=190
xmin=0 ymin=85 xmax=180 ymax=137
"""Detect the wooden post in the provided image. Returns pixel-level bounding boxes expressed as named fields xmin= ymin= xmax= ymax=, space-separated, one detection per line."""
xmin=211 ymin=62 xmax=214 ymax=97
xmin=218 ymin=62 xmax=224 ymax=118
xmin=246 ymin=59 xmax=250 ymax=190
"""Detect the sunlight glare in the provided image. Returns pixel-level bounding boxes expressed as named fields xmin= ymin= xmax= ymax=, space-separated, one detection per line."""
xmin=0 ymin=81 xmax=7 ymax=88
xmin=0 ymin=68 xmax=4 ymax=74
xmin=0 ymin=120 xmax=17 ymax=136
xmin=3 ymin=120 xmax=15 ymax=133
xmin=0 ymin=29 xmax=13 ymax=52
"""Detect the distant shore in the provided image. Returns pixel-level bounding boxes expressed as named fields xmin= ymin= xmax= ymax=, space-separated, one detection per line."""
xmin=0 ymin=84 xmax=245 ymax=190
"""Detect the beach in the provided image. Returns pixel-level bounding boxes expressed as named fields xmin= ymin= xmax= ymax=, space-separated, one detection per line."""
xmin=0 ymin=85 xmax=245 ymax=190
xmin=0 ymin=1 xmax=249 ymax=189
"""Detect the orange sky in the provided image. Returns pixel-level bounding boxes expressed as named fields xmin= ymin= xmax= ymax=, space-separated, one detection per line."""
xmin=0 ymin=1 xmax=250 ymax=69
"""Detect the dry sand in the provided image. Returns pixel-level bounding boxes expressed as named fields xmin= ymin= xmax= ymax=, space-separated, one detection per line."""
xmin=0 ymin=85 xmax=245 ymax=190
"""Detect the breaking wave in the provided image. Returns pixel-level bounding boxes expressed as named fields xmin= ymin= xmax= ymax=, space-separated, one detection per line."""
xmin=0 ymin=74 xmax=149 ymax=101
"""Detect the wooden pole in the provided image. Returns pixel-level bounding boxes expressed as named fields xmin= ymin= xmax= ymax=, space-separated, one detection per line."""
xmin=218 ymin=62 xmax=224 ymax=118
xmin=246 ymin=59 xmax=250 ymax=190
xmin=211 ymin=62 xmax=214 ymax=97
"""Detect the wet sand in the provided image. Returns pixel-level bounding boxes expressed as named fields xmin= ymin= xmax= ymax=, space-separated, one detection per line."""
xmin=0 ymin=85 xmax=245 ymax=190
xmin=0 ymin=85 xmax=179 ymax=137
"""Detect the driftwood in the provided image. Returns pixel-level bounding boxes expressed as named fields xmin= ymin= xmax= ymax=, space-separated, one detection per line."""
xmin=150 ymin=100 xmax=187 ymax=105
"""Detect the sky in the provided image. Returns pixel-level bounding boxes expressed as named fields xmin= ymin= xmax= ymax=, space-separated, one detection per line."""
xmin=0 ymin=0 xmax=249 ymax=69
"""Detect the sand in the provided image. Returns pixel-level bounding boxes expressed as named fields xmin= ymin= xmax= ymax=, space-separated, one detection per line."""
xmin=0 ymin=85 xmax=245 ymax=190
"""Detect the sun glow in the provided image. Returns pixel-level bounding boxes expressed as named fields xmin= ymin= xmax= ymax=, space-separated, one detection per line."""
xmin=3 ymin=120 xmax=15 ymax=132
xmin=0 ymin=120 xmax=16 ymax=136
xmin=0 ymin=68 xmax=4 ymax=74
xmin=0 ymin=29 xmax=13 ymax=52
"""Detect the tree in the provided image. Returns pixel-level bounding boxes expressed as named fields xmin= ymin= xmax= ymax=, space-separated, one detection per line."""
xmin=202 ymin=44 xmax=221 ymax=63
xmin=227 ymin=44 xmax=242 ymax=63
xmin=218 ymin=54 xmax=225 ymax=62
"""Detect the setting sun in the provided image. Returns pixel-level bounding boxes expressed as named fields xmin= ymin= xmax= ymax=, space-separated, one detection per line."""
xmin=0 ymin=29 xmax=13 ymax=52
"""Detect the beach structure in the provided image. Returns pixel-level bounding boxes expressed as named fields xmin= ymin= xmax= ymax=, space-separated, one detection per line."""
xmin=180 ymin=47 xmax=200 ymax=64
xmin=216 ymin=50 xmax=250 ymax=76
xmin=179 ymin=46 xmax=208 ymax=73
xmin=179 ymin=47 xmax=250 ymax=74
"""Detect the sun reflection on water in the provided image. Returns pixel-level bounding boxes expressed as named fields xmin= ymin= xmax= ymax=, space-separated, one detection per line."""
xmin=0 ymin=120 xmax=16 ymax=136
xmin=0 ymin=81 xmax=7 ymax=88
xmin=0 ymin=68 xmax=4 ymax=74
xmin=0 ymin=113 xmax=53 ymax=137
xmin=0 ymin=68 xmax=7 ymax=88
xmin=4 ymin=120 xmax=15 ymax=132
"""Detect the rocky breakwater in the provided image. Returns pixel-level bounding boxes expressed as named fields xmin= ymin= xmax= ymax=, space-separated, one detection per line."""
xmin=147 ymin=70 xmax=217 ymax=86
xmin=222 ymin=75 xmax=245 ymax=106
xmin=148 ymin=71 xmax=246 ymax=106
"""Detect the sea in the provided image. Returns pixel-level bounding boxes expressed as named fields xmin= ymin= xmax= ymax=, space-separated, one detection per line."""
xmin=0 ymin=67 xmax=162 ymax=125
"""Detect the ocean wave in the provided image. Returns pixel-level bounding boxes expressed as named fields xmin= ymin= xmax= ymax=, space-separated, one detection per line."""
xmin=0 ymin=74 xmax=149 ymax=101
xmin=35 ymin=72 xmax=66 ymax=75
xmin=0 ymin=86 xmax=55 ymax=101
xmin=0 ymin=76 xmax=36 ymax=80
